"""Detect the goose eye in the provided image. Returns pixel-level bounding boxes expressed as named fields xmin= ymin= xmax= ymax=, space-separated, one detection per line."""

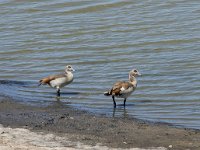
xmin=134 ymin=70 xmax=137 ymax=73
xmin=68 ymin=66 xmax=71 ymax=68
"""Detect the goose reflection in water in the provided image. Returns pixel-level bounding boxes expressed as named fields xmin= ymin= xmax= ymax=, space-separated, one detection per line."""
xmin=112 ymin=105 xmax=130 ymax=118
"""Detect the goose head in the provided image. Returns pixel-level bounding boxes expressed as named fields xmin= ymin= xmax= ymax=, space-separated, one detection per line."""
xmin=129 ymin=69 xmax=141 ymax=81
xmin=65 ymin=65 xmax=75 ymax=72
xmin=130 ymin=69 xmax=141 ymax=77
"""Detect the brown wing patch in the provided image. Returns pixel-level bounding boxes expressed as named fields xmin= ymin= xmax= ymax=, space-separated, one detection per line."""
xmin=111 ymin=81 xmax=132 ymax=96
xmin=39 ymin=76 xmax=55 ymax=85
xmin=121 ymin=82 xmax=133 ymax=90
xmin=39 ymin=74 xmax=66 ymax=85
xmin=111 ymin=81 xmax=123 ymax=96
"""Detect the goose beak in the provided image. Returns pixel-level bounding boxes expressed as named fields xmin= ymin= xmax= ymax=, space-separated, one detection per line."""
xmin=138 ymin=72 xmax=142 ymax=76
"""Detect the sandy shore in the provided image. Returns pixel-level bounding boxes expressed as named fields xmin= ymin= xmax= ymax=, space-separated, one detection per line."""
xmin=0 ymin=124 xmax=104 ymax=150
xmin=0 ymin=125 xmax=166 ymax=150
xmin=0 ymin=96 xmax=200 ymax=150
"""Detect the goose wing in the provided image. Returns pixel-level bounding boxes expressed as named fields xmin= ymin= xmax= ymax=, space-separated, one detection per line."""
xmin=39 ymin=74 xmax=66 ymax=86
xmin=111 ymin=81 xmax=133 ymax=96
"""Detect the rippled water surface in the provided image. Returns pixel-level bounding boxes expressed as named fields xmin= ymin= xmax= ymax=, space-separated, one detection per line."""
xmin=0 ymin=0 xmax=200 ymax=129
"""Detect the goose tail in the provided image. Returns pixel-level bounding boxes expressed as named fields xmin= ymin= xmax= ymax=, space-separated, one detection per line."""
xmin=104 ymin=90 xmax=112 ymax=96
xmin=38 ymin=80 xmax=42 ymax=86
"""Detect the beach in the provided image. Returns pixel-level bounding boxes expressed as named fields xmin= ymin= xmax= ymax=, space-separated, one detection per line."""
xmin=0 ymin=96 xmax=200 ymax=150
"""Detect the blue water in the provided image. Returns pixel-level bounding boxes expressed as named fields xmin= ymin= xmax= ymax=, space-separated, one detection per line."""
xmin=0 ymin=0 xmax=200 ymax=129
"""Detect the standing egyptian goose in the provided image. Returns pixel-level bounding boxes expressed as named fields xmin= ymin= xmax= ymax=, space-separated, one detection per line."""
xmin=104 ymin=69 xmax=141 ymax=107
xmin=39 ymin=65 xmax=75 ymax=96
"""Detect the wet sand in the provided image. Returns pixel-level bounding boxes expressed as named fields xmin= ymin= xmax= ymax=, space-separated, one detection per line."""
xmin=0 ymin=96 xmax=200 ymax=150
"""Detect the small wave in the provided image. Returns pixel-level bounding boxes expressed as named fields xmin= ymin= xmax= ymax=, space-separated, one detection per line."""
xmin=0 ymin=80 xmax=27 ymax=86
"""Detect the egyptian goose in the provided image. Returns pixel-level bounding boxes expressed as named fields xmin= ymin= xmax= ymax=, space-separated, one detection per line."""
xmin=104 ymin=69 xmax=141 ymax=107
xmin=39 ymin=65 xmax=75 ymax=96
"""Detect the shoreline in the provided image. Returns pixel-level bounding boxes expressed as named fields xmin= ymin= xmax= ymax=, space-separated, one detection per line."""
xmin=0 ymin=96 xmax=200 ymax=149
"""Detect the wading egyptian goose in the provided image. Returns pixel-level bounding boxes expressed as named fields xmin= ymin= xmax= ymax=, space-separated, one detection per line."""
xmin=104 ymin=69 xmax=141 ymax=107
xmin=39 ymin=65 xmax=75 ymax=96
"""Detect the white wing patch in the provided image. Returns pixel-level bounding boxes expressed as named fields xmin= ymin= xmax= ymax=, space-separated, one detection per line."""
xmin=120 ymin=86 xmax=135 ymax=95
xmin=120 ymin=87 xmax=126 ymax=91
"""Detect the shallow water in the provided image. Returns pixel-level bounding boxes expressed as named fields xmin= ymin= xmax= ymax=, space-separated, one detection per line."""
xmin=0 ymin=0 xmax=200 ymax=129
